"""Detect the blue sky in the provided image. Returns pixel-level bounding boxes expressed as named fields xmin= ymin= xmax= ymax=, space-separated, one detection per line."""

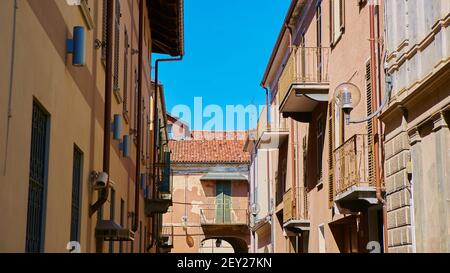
xmin=153 ymin=0 xmax=290 ymax=130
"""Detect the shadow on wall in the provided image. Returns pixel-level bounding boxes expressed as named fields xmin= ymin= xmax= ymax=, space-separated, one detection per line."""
xmin=201 ymin=237 xmax=249 ymax=253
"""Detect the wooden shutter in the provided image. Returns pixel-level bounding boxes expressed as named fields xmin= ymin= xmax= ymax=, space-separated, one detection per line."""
xmin=123 ymin=28 xmax=129 ymax=120
xmin=328 ymin=101 xmax=335 ymax=208
xmin=113 ymin=0 xmax=121 ymax=94
xmin=365 ymin=61 xmax=376 ymax=186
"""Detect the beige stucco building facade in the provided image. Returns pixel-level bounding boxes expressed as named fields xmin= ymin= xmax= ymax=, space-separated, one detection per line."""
xmin=381 ymin=0 xmax=450 ymax=253
xmin=164 ymin=132 xmax=251 ymax=253
xmin=250 ymin=0 xmax=387 ymax=253
xmin=0 ymin=0 xmax=184 ymax=253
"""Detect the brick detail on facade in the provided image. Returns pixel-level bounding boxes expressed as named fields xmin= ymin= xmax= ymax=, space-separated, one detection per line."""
xmin=384 ymin=131 xmax=413 ymax=253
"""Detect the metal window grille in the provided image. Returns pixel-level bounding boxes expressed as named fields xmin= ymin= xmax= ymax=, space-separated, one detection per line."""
xmin=119 ymin=199 xmax=125 ymax=253
xmin=70 ymin=146 xmax=83 ymax=242
xmin=26 ymin=101 xmax=49 ymax=253
xmin=101 ymin=0 xmax=107 ymax=64
xmin=109 ymin=189 xmax=116 ymax=253
xmin=113 ymin=0 xmax=121 ymax=93
xmin=123 ymin=28 xmax=129 ymax=116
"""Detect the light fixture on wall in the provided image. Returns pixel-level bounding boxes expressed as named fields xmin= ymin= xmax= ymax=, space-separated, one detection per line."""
xmin=334 ymin=82 xmax=361 ymax=125
xmin=66 ymin=26 xmax=86 ymax=67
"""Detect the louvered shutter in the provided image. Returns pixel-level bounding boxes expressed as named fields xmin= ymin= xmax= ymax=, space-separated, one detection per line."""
xmin=113 ymin=0 xmax=121 ymax=94
xmin=328 ymin=101 xmax=335 ymax=208
xmin=365 ymin=61 xmax=376 ymax=186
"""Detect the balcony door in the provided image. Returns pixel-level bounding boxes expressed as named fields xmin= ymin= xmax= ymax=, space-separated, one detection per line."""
xmin=215 ymin=181 xmax=231 ymax=224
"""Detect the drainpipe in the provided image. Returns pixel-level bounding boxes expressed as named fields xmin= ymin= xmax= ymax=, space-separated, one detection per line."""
xmin=89 ymin=0 xmax=114 ymax=218
xmin=370 ymin=0 xmax=388 ymax=253
xmin=132 ymin=0 xmax=145 ymax=233
xmin=151 ymin=56 xmax=183 ymax=248
xmin=262 ymin=86 xmax=273 ymax=253
xmin=285 ymin=24 xmax=297 ymax=219
xmin=3 ymin=0 xmax=18 ymax=176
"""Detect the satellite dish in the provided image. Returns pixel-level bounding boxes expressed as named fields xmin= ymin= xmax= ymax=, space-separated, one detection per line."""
xmin=333 ymin=82 xmax=361 ymax=125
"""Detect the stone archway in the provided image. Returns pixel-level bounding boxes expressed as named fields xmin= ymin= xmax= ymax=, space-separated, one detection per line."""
xmin=201 ymin=237 xmax=249 ymax=253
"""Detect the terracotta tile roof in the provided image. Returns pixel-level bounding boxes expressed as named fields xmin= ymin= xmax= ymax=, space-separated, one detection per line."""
xmin=169 ymin=138 xmax=250 ymax=164
xmin=190 ymin=130 xmax=247 ymax=141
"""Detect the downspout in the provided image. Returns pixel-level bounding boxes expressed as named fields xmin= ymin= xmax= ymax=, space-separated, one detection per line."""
xmin=150 ymin=55 xmax=183 ymax=249
xmin=3 ymin=0 xmax=18 ymax=176
xmin=132 ymin=0 xmax=145 ymax=234
xmin=370 ymin=1 xmax=388 ymax=253
xmin=263 ymin=86 xmax=274 ymax=253
xmin=89 ymin=0 xmax=114 ymax=218
xmin=377 ymin=0 xmax=389 ymax=253
xmin=285 ymin=23 xmax=297 ymax=220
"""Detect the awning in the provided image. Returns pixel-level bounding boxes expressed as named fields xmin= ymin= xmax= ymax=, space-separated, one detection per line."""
xmin=95 ymin=220 xmax=135 ymax=241
xmin=200 ymin=173 xmax=248 ymax=182
xmin=149 ymin=0 xmax=185 ymax=56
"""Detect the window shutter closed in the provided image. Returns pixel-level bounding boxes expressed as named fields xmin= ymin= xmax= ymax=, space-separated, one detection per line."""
xmin=328 ymin=101 xmax=335 ymax=208
xmin=113 ymin=0 xmax=121 ymax=94
xmin=123 ymin=28 xmax=129 ymax=117
xmin=366 ymin=61 xmax=376 ymax=186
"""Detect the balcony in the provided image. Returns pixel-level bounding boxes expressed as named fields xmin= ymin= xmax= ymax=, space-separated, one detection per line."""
xmin=145 ymin=152 xmax=173 ymax=215
xmin=199 ymin=204 xmax=249 ymax=236
xmin=158 ymin=225 xmax=174 ymax=253
xmin=283 ymin=187 xmax=310 ymax=234
xmin=256 ymin=107 xmax=289 ymax=150
xmin=333 ymin=134 xmax=378 ymax=212
xmin=278 ymin=47 xmax=330 ymax=121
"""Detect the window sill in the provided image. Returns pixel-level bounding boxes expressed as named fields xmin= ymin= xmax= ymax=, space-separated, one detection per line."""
xmin=330 ymin=30 xmax=344 ymax=49
xmin=123 ymin=111 xmax=130 ymax=124
xmin=113 ymin=89 xmax=123 ymax=104
xmin=79 ymin=0 xmax=95 ymax=30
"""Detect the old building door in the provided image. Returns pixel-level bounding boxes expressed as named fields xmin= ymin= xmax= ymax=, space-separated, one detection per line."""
xmin=215 ymin=181 xmax=231 ymax=224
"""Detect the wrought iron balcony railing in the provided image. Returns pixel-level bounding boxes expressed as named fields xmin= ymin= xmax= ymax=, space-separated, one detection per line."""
xmin=283 ymin=187 xmax=309 ymax=223
xmin=278 ymin=46 xmax=330 ymax=106
xmin=199 ymin=204 xmax=249 ymax=226
xmin=333 ymin=134 xmax=376 ymax=197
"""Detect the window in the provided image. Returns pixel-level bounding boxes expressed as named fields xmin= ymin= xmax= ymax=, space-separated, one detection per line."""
xmin=113 ymin=0 xmax=122 ymax=101
xmin=329 ymin=0 xmax=345 ymax=46
xmin=123 ymin=27 xmax=130 ymax=121
xmin=328 ymin=103 xmax=335 ymax=208
xmin=146 ymin=114 xmax=150 ymax=159
xmin=133 ymin=68 xmax=138 ymax=139
xmin=101 ymin=0 xmax=107 ymax=65
xmin=70 ymin=146 xmax=83 ymax=243
xmin=141 ymin=98 xmax=146 ymax=160
xmin=366 ymin=60 xmax=375 ymax=186
xmin=139 ymin=221 xmax=143 ymax=253
xmin=316 ymin=0 xmax=323 ymax=80
xmin=318 ymin=224 xmax=326 ymax=253
xmin=78 ymin=0 xmax=94 ymax=30
xmin=168 ymin=124 xmax=173 ymax=139
xmin=144 ymin=226 xmax=147 ymax=253
xmin=316 ymin=0 xmax=322 ymax=47
xmin=215 ymin=182 xmax=232 ymax=224
xmin=26 ymin=101 xmax=49 ymax=253
xmin=119 ymin=199 xmax=125 ymax=253
xmin=317 ymin=115 xmax=324 ymax=180
xmin=109 ymin=189 xmax=116 ymax=253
